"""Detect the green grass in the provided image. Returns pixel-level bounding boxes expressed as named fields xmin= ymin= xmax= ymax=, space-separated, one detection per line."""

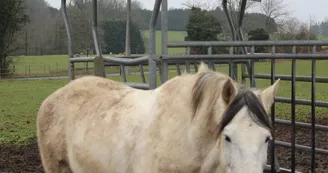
xmin=12 ymin=55 xmax=80 ymax=76
xmin=142 ymin=30 xmax=187 ymax=55
xmin=1 ymin=60 xmax=328 ymax=144
xmin=10 ymin=55 xmax=142 ymax=77
xmin=9 ymin=31 xmax=328 ymax=77
xmin=318 ymin=35 xmax=328 ymax=40
xmin=8 ymin=30 xmax=187 ymax=77
xmin=251 ymin=60 xmax=328 ymax=123
xmin=0 ymin=79 xmax=67 ymax=143
xmin=0 ymin=72 xmax=176 ymax=144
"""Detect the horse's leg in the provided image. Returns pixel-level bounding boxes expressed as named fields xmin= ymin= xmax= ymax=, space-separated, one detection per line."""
xmin=38 ymin=129 xmax=72 ymax=173
xmin=37 ymin=102 xmax=72 ymax=173
xmin=39 ymin=151 xmax=72 ymax=173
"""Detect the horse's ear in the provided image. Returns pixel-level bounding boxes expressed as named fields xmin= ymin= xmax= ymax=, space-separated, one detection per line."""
xmin=198 ymin=62 xmax=211 ymax=73
xmin=259 ymin=79 xmax=280 ymax=114
xmin=221 ymin=78 xmax=237 ymax=105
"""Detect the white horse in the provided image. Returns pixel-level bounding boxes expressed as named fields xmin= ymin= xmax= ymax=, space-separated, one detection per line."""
xmin=37 ymin=62 xmax=280 ymax=173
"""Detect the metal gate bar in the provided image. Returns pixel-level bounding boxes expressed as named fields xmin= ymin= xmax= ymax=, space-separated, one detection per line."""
xmin=274 ymin=119 xmax=328 ymax=131
xmin=275 ymin=97 xmax=328 ymax=107
xmin=165 ymin=53 xmax=328 ymax=60
xmin=61 ymin=0 xmax=74 ymax=80
xmin=61 ymin=0 xmax=157 ymax=88
xmin=222 ymin=0 xmax=258 ymax=84
xmin=310 ymin=46 xmax=316 ymax=173
xmin=274 ymin=140 xmax=328 ymax=155
xmin=243 ymin=74 xmax=328 ymax=83
xmin=160 ymin=0 xmax=169 ymax=83
xmin=167 ymin=40 xmax=328 ymax=46
xmin=139 ymin=65 xmax=146 ymax=83
xmin=291 ymin=47 xmax=296 ymax=173
xmin=148 ymin=0 xmax=162 ymax=89
xmin=270 ymin=48 xmax=277 ymax=173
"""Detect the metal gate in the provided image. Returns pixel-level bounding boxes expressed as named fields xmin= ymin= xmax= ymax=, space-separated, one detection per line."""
xmin=165 ymin=40 xmax=328 ymax=173
xmin=61 ymin=0 xmax=328 ymax=172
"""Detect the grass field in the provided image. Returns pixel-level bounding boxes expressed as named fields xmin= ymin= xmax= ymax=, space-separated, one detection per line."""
xmin=318 ymin=35 xmax=328 ymax=40
xmin=142 ymin=30 xmax=187 ymax=55
xmin=9 ymin=31 xmax=328 ymax=77
xmin=1 ymin=60 xmax=328 ymax=144
xmin=7 ymin=30 xmax=187 ymax=77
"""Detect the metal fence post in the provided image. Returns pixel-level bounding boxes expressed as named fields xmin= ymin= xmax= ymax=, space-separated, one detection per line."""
xmin=310 ymin=45 xmax=317 ymax=173
xmin=92 ymin=0 xmax=106 ymax=78
xmin=148 ymin=0 xmax=162 ymax=89
xmin=94 ymin=56 xmax=106 ymax=77
xmin=161 ymin=0 xmax=168 ymax=84
xmin=61 ymin=0 xmax=75 ymax=81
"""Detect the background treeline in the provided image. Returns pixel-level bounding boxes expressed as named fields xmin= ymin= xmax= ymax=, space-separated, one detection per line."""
xmin=311 ymin=20 xmax=328 ymax=36
xmin=11 ymin=0 xmax=280 ymax=56
xmin=102 ymin=19 xmax=145 ymax=54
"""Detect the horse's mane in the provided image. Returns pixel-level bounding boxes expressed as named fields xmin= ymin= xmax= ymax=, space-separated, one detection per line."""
xmin=190 ymin=63 xmax=272 ymax=137
xmin=190 ymin=64 xmax=236 ymax=126
xmin=217 ymin=88 xmax=273 ymax=136
xmin=190 ymin=70 xmax=229 ymax=121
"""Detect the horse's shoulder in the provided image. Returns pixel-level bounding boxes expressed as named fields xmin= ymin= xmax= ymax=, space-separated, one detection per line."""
xmin=41 ymin=76 xmax=130 ymax=109
xmin=69 ymin=76 xmax=123 ymax=89
xmin=158 ymin=74 xmax=194 ymax=93
xmin=67 ymin=76 xmax=129 ymax=94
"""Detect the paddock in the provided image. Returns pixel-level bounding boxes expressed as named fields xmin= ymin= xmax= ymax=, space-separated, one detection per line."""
xmin=62 ymin=0 xmax=328 ymax=172
xmin=60 ymin=0 xmax=328 ymax=171
xmin=1 ymin=59 xmax=328 ymax=173
xmin=1 ymin=0 xmax=328 ymax=172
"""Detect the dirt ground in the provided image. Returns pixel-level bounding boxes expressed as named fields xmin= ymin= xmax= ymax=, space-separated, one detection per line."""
xmin=268 ymin=118 xmax=328 ymax=173
xmin=0 ymin=139 xmax=44 ymax=173
xmin=1 ymin=120 xmax=327 ymax=173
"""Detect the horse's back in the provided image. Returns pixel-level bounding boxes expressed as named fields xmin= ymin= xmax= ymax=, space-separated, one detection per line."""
xmin=37 ymin=76 xmax=132 ymax=135
xmin=37 ymin=76 xmax=146 ymax=173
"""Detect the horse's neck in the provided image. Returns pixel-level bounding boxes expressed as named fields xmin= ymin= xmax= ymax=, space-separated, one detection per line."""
xmin=156 ymin=74 xmax=216 ymax=127
xmin=154 ymin=75 xmax=218 ymax=154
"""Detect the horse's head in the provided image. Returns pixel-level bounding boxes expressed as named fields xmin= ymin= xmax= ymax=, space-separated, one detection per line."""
xmin=190 ymin=62 xmax=280 ymax=173
xmin=216 ymin=82 xmax=279 ymax=173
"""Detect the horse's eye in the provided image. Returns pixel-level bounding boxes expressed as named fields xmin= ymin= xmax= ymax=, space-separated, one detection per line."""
xmin=265 ymin=136 xmax=270 ymax=143
xmin=225 ymin=135 xmax=231 ymax=142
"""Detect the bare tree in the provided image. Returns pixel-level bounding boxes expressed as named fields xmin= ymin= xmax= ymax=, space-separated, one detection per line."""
xmin=308 ymin=14 xmax=316 ymax=34
xmin=259 ymin=0 xmax=290 ymax=33
xmin=20 ymin=0 xmax=57 ymax=55
xmin=275 ymin=17 xmax=313 ymax=40
xmin=278 ymin=17 xmax=300 ymax=35
xmin=68 ymin=0 xmax=93 ymax=54
xmin=131 ymin=0 xmax=143 ymax=9
xmin=218 ymin=0 xmax=258 ymax=28
xmin=222 ymin=0 xmax=257 ymax=12
xmin=214 ymin=0 xmax=259 ymax=38
xmin=182 ymin=0 xmax=219 ymax=11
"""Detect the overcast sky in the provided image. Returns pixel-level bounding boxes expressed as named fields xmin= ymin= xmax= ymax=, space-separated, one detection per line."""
xmin=45 ymin=0 xmax=328 ymax=23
